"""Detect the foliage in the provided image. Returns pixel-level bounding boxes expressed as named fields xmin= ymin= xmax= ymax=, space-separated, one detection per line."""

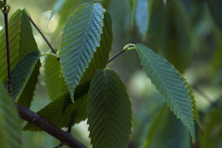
xmin=0 ymin=0 xmax=221 ymax=148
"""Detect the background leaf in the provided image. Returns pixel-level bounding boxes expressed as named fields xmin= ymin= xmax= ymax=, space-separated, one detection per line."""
xmin=88 ymin=69 xmax=132 ymax=148
xmin=142 ymin=104 xmax=191 ymax=148
xmin=0 ymin=84 xmax=22 ymax=148
xmin=23 ymin=81 xmax=90 ymax=131
xmin=136 ymin=43 xmax=195 ymax=141
xmin=60 ymin=3 xmax=105 ymax=101
xmin=44 ymin=55 xmax=67 ymax=100
xmin=160 ymin=0 xmax=191 ymax=72
xmin=80 ymin=12 xmax=113 ymax=83
xmin=135 ymin=0 xmax=149 ymax=40
xmin=10 ymin=52 xmax=40 ymax=108
xmin=0 ymin=9 xmax=39 ymax=82
xmin=207 ymin=0 xmax=222 ymax=32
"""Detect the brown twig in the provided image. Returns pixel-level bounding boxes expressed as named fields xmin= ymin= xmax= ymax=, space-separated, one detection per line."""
xmin=15 ymin=103 xmax=86 ymax=148
xmin=3 ymin=0 xmax=12 ymax=95
xmin=107 ymin=49 xmax=125 ymax=64
xmin=29 ymin=17 xmax=58 ymax=56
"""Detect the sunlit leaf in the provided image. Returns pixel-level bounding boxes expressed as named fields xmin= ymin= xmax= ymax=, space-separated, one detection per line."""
xmin=80 ymin=12 xmax=112 ymax=83
xmin=142 ymin=104 xmax=191 ymax=148
xmin=60 ymin=3 xmax=105 ymax=101
xmin=135 ymin=0 xmax=149 ymax=40
xmin=136 ymin=43 xmax=195 ymax=142
xmin=0 ymin=84 xmax=22 ymax=148
xmin=23 ymin=80 xmax=90 ymax=131
xmin=44 ymin=55 xmax=67 ymax=100
xmin=161 ymin=0 xmax=191 ymax=72
xmin=207 ymin=0 xmax=222 ymax=32
xmin=0 ymin=9 xmax=39 ymax=82
xmin=88 ymin=69 xmax=132 ymax=148
xmin=10 ymin=52 xmax=40 ymax=108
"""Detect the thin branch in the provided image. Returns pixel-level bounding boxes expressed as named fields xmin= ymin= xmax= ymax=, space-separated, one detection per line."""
xmin=29 ymin=17 xmax=57 ymax=56
xmin=15 ymin=103 xmax=86 ymax=148
xmin=3 ymin=0 xmax=12 ymax=95
xmin=107 ymin=49 xmax=125 ymax=64
xmin=192 ymin=85 xmax=214 ymax=104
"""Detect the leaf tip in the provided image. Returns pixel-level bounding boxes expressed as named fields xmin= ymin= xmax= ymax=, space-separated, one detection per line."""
xmin=192 ymin=141 xmax=195 ymax=148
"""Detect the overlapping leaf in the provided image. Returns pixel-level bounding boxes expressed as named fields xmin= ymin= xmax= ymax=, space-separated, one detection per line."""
xmin=136 ymin=43 xmax=195 ymax=142
xmin=88 ymin=69 xmax=132 ymax=148
xmin=0 ymin=9 xmax=38 ymax=82
xmin=161 ymin=0 xmax=191 ymax=72
xmin=10 ymin=52 xmax=40 ymax=107
xmin=147 ymin=0 xmax=164 ymax=52
xmin=0 ymin=84 xmax=22 ymax=148
xmin=142 ymin=104 xmax=191 ymax=148
xmin=207 ymin=0 xmax=222 ymax=32
xmin=80 ymin=12 xmax=113 ymax=83
xmin=135 ymin=0 xmax=149 ymax=40
xmin=60 ymin=3 xmax=105 ymax=101
xmin=44 ymin=55 xmax=67 ymax=100
xmin=23 ymin=81 xmax=90 ymax=131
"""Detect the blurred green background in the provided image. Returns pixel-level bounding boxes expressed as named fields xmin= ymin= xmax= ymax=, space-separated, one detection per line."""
xmin=0 ymin=0 xmax=222 ymax=147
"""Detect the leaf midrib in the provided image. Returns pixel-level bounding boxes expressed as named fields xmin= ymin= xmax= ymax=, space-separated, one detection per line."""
xmin=138 ymin=46 xmax=190 ymax=123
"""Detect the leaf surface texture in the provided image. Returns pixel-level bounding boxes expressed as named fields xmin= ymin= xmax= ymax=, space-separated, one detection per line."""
xmin=60 ymin=3 xmax=105 ymax=101
xmin=136 ymin=43 xmax=195 ymax=141
xmin=88 ymin=69 xmax=132 ymax=148
xmin=0 ymin=84 xmax=22 ymax=148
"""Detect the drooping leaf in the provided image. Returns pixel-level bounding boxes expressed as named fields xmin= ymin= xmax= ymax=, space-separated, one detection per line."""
xmin=44 ymin=55 xmax=67 ymax=100
xmin=142 ymin=104 xmax=191 ymax=148
xmin=0 ymin=84 xmax=22 ymax=148
xmin=0 ymin=9 xmax=39 ymax=82
xmin=60 ymin=3 xmax=105 ymax=101
xmin=135 ymin=43 xmax=195 ymax=142
xmin=207 ymin=0 xmax=222 ymax=32
xmin=88 ymin=69 xmax=132 ymax=148
xmin=161 ymin=0 xmax=191 ymax=72
xmin=190 ymin=87 xmax=202 ymax=130
xmin=10 ymin=52 xmax=40 ymax=108
xmin=135 ymin=0 xmax=149 ymax=40
xmin=23 ymin=80 xmax=90 ymax=131
xmin=80 ymin=12 xmax=113 ymax=83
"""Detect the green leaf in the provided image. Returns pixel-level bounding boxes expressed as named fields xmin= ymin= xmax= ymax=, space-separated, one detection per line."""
xmin=0 ymin=9 xmax=39 ymax=82
xmin=135 ymin=43 xmax=195 ymax=142
xmin=0 ymin=83 xmax=22 ymax=148
xmin=23 ymin=81 xmax=90 ymax=131
xmin=207 ymin=0 xmax=222 ymax=32
xmin=147 ymin=0 xmax=164 ymax=52
xmin=44 ymin=55 xmax=68 ymax=100
xmin=211 ymin=36 xmax=222 ymax=78
xmin=80 ymin=12 xmax=113 ymax=83
xmin=142 ymin=104 xmax=191 ymax=148
xmin=161 ymin=0 xmax=191 ymax=72
xmin=135 ymin=0 xmax=149 ymax=40
xmin=88 ymin=69 xmax=132 ymax=148
xmin=60 ymin=3 xmax=105 ymax=101
xmin=198 ymin=106 xmax=222 ymax=148
xmin=10 ymin=52 xmax=39 ymax=108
